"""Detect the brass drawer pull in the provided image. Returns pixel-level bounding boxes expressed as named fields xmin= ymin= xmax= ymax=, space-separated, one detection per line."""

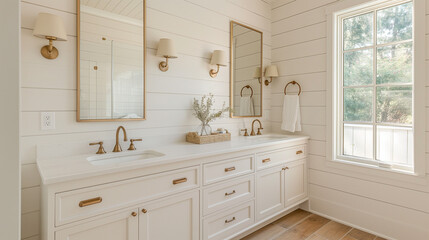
xmin=225 ymin=167 xmax=236 ymax=172
xmin=282 ymin=167 xmax=289 ymax=171
xmin=225 ymin=190 xmax=236 ymax=196
xmin=262 ymin=158 xmax=271 ymax=163
xmin=296 ymin=150 xmax=303 ymax=155
xmin=225 ymin=217 xmax=236 ymax=223
xmin=142 ymin=209 xmax=147 ymax=214
xmin=173 ymin=178 xmax=187 ymax=185
xmin=131 ymin=212 xmax=137 ymax=217
xmin=79 ymin=197 xmax=102 ymax=207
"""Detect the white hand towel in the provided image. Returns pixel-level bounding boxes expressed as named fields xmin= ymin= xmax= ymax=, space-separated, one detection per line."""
xmin=239 ymin=96 xmax=255 ymax=116
xmin=281 ymin=95 xmax=301 ymax=132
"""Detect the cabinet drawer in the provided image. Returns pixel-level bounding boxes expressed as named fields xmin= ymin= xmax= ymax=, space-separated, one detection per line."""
xmin=203 ymin=175 xmax=254 ymax=216
xmin=256 ymin=145 xmax=306 ymax=170
xmin=203 ymin=156 xmax=253 ymax=185
xmin=203 ymin=201 xmax=254 ymax=240
xmin=55 ymin=166 xmax=199 ymax=226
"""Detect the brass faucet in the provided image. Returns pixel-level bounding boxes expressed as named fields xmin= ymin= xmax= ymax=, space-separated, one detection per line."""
xmin=113 ymin=126 xmax=128 ymax=152
xmin=251 ymin=119 xmax=263 ymax=136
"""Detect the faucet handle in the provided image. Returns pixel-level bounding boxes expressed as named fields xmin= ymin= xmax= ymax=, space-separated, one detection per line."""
xmin=257 ymin=127 xmax=264 ymax=135
xmin=128 ymin=139 xmax=142 ymax=151
xmin=89 ymin=141 xmax=106 ymax=154
xmin=241 ymin=129 xmax=249 ymax=137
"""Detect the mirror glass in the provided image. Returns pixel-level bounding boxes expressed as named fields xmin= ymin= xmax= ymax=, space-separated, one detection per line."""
xmin=77 ymin=0 xmax=146 ymax=121
xmin=230 ymin=21 xmax=263 ymax=118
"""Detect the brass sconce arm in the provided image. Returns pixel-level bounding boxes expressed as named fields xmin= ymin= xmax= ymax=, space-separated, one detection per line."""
xmin=159 ymin=56 xmax=171 ymax=72
xmin=209 ymin=65 xmax=220 ymax=78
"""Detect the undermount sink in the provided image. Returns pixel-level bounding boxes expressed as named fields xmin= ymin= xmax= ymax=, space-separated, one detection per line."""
xmin=87 ymin=150 xmax=165 ymax=166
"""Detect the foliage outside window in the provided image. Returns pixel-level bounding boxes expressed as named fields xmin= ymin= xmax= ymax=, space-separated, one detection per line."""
xmin=337 ymin=1 xmax=414 ymax=170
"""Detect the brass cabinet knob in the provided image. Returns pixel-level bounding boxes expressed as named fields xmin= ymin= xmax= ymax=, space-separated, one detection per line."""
xmin=142 ymin=209 xmax=147 ymax=213
xmin=131 ymin=212 xmax=137 ymax=217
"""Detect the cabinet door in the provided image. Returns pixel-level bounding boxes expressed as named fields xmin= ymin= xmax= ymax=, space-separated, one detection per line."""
xmin=139 ymin=191 xmax=199 ymax=240
xmin=256 ymin=166 xmax=284 ymax=221
xmin=284 ymin=159 xmax=307 ymax=207
xmin=55 ymin=208 xmax=138 ymax=240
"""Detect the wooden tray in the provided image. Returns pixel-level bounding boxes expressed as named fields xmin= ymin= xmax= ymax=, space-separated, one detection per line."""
xmin=186 ymin=132 xmax=231 ymax=144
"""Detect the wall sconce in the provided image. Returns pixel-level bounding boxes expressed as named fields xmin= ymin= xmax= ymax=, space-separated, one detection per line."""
xmin=156 ymin=38 xmax=177 ymax=72
xmin=264 ymin=65 xmax=279 ymax=86
xmin=209 ymin=50 xmax=227 ymax=78
xmin=253 ymin=67 xmax=262 ymax=84
xmin=33 ymin=13 xmax=67 ymax=60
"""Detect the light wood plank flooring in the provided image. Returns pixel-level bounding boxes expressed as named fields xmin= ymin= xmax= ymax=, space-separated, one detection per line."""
xmin=241 ymin=209 xmax=387 ymax=240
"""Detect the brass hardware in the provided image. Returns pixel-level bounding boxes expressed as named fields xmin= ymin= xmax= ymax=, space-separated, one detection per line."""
xmin=240 ymin=85 xmax=253 ymax=97
xmin=224 ymin=167 xmax=236 ymax=172
xmin=113 ymin=126 xmax=128 ymax=152
xmin=41 ymin=36 xmax=59 ymax=59
xmin=225 ymin=217 xmax=236 ymax=223
xmin=79 ymin=197 xmax=102 ymax=207
xmin=284 ymin=81 xmax=302 ymax=96
xmin=209 ymin=65 xmax=220 ymax=78
xmin=282 ymin=167 xmax=289 ymax=171
xmin=159 ymin=56 xmax=177 ymax=72
xmin=173 ymin=178 xmax=187 ymax=185
xmin=296 ymin=150 xmax=303 ymax=155
xmin=262 ymin=158 xmax=271 ymax=163
xmin=128 ymin=138 xmax=142 ymax=151
xmin=264 ymin=77 xmax=273 ymax=86
xmin=93 ymin=66 xmax=98 ymax=70
xmin=225 ymin=190 xmax=236 ymax=196
xmin=102 ymin=37 xmax=106 ymax=40
xmin=142 ymin=209 xmax=147 ymax=213
xmin=89 ymin=141 xmax=106 ymax=154
xmin=251 ymin=119 xmax=263 ymax=136
xmin=131 ymin=212 xmax=137 ymax=217
xmin=241 ymin=129 xmax=249 ymax=136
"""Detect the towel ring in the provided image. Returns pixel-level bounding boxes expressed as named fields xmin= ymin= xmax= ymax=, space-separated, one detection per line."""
xmin=284 ymin=81 xmax=301 ymax=96
xmin=241 ymin=85 xmax=253 ymax=97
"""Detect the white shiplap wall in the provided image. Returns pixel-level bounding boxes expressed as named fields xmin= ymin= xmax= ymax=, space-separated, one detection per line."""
xmin=20 ymin=0 xmax=272 ymax=239
xmin=271 ymin=0 xmax=429 ymax=239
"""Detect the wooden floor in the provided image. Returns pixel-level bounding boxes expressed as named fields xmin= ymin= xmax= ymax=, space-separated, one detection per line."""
xmin=241 ymin=209 xmax=386 ymax=240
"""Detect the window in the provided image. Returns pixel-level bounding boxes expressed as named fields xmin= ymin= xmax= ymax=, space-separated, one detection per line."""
xmin=335 ymin=1 xmax=416 ymax=171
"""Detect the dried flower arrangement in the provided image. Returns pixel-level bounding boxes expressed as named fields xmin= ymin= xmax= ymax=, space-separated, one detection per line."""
xmin=192 ymin=93 xmax=230 ymax=136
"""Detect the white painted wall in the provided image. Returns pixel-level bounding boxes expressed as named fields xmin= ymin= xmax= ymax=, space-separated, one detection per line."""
xmin=0 ymin=1 xmax=21 ymax=240
xmin=20 ymin=0 xmax=272 ymax=239
xmin=271 ymin=0 xmax=429 ymax=239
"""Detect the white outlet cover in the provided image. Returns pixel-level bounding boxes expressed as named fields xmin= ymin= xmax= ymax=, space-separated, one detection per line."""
xmin=41 ymin=112 xmax=56 ymax=130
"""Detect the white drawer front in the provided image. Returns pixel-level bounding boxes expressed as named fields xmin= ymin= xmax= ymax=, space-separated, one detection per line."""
xmin=203 ymin=175 xmax=254 ymax=216
xmin=203 ymin=156 xmax=253 ymax=185
xmin=55 ymin=166 xmax=199 ymax=226
xmin=203 ymin=201 xmax=254 ymax=240
xmin=256 ymin=145 xmax=306 ymax=170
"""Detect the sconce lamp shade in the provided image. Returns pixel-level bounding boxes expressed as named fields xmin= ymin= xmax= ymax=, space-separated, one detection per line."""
xmin=157 ymin=38 xmax=177 ymax=58
xmin=265 ymin=65 xmax=279 ymax=78
xmin=253 ymin=67 xmax=262 ymax=78
xmin=33 ymin=13 xmax=67 ymax=41
xmin=210 ymin=50 xmax=227 ymax=66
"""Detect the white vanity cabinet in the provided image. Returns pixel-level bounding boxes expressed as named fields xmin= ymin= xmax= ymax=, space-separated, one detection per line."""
xmin=255 ymin=146 xmax=307 ymax=221
xmin=55 ymin=207 xmax=139 ymax=240
xmin=139 ymin=191 xmax=200 ymax=240
xmin=39 ymin=136 xmax=309 ymax=240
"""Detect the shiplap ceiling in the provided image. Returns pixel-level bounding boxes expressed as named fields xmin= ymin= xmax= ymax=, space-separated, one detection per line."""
xmin=81 ymin=0 xmax=143 ymax=20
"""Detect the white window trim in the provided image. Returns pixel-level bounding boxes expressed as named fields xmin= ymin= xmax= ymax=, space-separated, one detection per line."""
xmin=326 ymin=0 xmax=426 ymax=182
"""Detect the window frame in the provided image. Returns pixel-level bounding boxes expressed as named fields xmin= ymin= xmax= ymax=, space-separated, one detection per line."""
xmin=326 ymin=0 xmax=426 ymax=178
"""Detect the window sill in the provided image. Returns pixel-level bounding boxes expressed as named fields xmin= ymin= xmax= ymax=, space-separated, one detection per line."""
xmin=326 ymin=158 xmax=427 ymax=186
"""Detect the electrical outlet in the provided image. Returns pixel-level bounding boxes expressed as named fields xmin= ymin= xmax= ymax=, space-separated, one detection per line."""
xmin=41 ymin=112 xmax=56 ymax=130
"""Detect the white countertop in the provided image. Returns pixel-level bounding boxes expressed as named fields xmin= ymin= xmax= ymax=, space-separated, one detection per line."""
xmin=36 ymin=134 xmax=309 ymax=185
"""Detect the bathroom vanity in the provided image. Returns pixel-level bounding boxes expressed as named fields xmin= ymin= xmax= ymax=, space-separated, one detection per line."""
xmin=37 ymin=135 xmax=308 ymax=240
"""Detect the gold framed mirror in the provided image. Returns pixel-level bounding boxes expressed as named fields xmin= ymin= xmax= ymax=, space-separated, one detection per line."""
xmin=77 ymin=0 xmax=146 ymax=122
xmin=230 ymin=21 xmax=263 ymax=118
